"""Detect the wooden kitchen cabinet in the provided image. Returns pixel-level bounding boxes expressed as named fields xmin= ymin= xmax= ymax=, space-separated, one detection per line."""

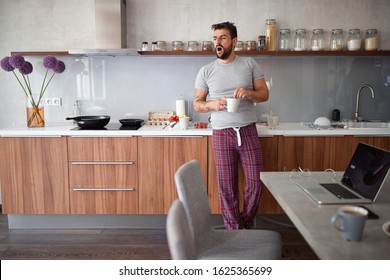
xmin=0 ymin=137 xmax=69 ymax=214
xmin=208 ymin=136 xmax=284 ymax=215
xmin=67 ymin=137 xmax=138 ymax=214
xmin=138 ymin=136 xmax=208 ymax=214
xmin=279 ymin=136 xmax=390 ymax=172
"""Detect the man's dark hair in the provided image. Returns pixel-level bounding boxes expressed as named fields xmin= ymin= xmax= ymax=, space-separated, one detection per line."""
xmin=211 ymin=22 xmax=237 ymax=39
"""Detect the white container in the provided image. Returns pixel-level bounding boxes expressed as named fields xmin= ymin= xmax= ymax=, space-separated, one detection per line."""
xmin=347 ymin=29 xmax=361 ymax=51
xmin=176 ymin=100 xmax=186 ymax=116
xmin=364 ymin=29 xmax=378 ymax=51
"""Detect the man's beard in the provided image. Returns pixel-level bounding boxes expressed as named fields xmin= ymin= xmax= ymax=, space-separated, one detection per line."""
xmin=216 ymin=44 xmax=233 ymax=60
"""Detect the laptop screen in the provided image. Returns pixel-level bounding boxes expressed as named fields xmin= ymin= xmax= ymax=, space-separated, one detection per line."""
xmin=341 ymin=143 xmax=390 ymax=200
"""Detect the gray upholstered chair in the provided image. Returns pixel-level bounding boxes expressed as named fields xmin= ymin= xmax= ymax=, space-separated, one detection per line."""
xmin=173 ymin=159 xmax=282 ymax=260
xmin=166 ymin=199 xmax=196 ymax=260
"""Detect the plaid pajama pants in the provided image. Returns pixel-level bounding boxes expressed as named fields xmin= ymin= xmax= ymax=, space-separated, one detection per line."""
xmin=212 ymin=123 xmax=264 ymax=230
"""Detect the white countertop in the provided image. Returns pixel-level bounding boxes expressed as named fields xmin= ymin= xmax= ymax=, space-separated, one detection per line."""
xmin=0 ymin=122 xmax=389 ymax=137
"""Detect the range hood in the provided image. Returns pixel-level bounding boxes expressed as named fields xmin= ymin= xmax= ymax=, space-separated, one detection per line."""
xmin=69 ymin=0 xmax=138 ymax=56
xmin=68 ymin=48 xmax=138 ymax=56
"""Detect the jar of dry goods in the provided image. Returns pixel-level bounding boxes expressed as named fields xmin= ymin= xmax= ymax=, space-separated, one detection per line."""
xmin=156 ymin=41 xmax=167 ymax=51
xmin=364 ymin=29 xmax=378 ymax=51
xmin=245 ymin=40 xmax=257 ymax=51
xmin=278 ymin=29 xmax=291 ymax=50
xmin=151 ymin=41 xmax=157 ymax=51
xmin=187 ymin=41 xmax=199 ymax=51
xmin=330 ymin=29 xmax=344 ymax=51
xmin=235 ymin=41 xmax=244 ymax=51
xmin=257 ymin=36 xmax=266 ymax=51
xmin=311 ymin=29 xmax=324 ymax=51
xmin=172 ymin=41 xmax=184 ymax=51
xmin=294 ymin=29 xmax=308 ymax=51
xmin=265 ymin=19 xmax=277 ymax=51
xmin=347 ymin=29 xmax=361 ymax=51
xmin=141 ymin=41 xmax=149 ymax=51
xmin=202 ymin=41 xmax=213 ymax=51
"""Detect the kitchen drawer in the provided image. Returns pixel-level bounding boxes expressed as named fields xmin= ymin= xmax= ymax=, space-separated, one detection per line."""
xmin=67 ymin=137 xmax=137 ymax=162
xmin=69 ymin=163 xmax=138 ymax=214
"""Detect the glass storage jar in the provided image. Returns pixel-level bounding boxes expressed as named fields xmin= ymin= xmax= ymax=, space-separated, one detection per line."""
xmin=311 ymin=29 xmax=324 ymax=51
xmin=172 ymin=41 xmax=184 ymax=51
xmin=141 ymin=41 xmax=149 ymax=51
xmin=234 ymin=41 xmax=244 ymax=51
xmin=257 ymin=36 xmax=266 ymax=51
xmin=151 ymin=41 xmax=157 ymax=51
xmin=202 ymin=41 xmax=213 ymax=51
xmin=278 ymin=29 xmax=291 ymax=50
xmin=156 ymin=41 xmax=167 ymax=51
xmin=364 ymin=29 xmax=378 ymax=51
xmin=294 ymin=29 xmax=308 ymax=51
xmin=265 ymin=19 xmax=277 ymax=51
xmin=330 ymin=29 xmax=344 ymax=51
xmin=245 ymin=40 xmax=257 ymax=51
xmin=187 ymin=41 xmax=199 ymax=51
xmin=347 ymin=29 xmax=361 ymax=51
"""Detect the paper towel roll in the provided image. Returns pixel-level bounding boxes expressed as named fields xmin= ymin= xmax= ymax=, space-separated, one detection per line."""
xmin=176 ymin=100 xmax=186 ymax=116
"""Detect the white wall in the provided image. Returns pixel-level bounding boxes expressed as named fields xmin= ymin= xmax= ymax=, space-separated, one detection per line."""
xmin=127 ymin=0 xmax=390 ymax=50
xmin=0 ymin=0 xmax=390 ymax=128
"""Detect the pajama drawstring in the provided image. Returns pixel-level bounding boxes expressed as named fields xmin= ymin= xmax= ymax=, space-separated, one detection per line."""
xmin=233 ymin=127 xmax=241 ymax=146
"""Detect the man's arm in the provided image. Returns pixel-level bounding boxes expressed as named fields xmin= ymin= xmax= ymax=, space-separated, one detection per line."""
xmin=193 ymin=88 xmax=226 ymax=112
xmin=233 ymin=78 xmax=269 ymax=103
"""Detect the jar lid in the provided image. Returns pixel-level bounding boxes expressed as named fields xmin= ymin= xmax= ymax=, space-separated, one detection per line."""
xmin=349 ymin=29 xmax=360 ymax=34
xmin=265 ymin=19 xmax=276 ymax=24
xmin=142 ymin=41 xmax=148 ymax=44
xmin=313 ymin=29 xmax=324 ymax=34
xmin=296 ymin=28 xmax=307 ymax=34
xmin=332 ymin=29 xmax=343 ymax=34
xmin=280 ymin=29 xmax=290 ymax=34
xmin=366 ymin=29 xmax=377 ymax=34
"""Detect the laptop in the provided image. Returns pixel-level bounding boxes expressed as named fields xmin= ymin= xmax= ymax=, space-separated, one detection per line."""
xmin=294 ymin=143 xmax=390 ymax=204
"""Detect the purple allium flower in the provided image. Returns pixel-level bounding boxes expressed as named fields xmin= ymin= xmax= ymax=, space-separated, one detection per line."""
xmin=8 ymin=55 xmax=26 ymax=69
xmin=43 ymin=56 xmax=57 ymax=69
xmin=19 ymin=61 xmax=33 ymax=75
xmin=0 ymin=56 xmax=15 ymax=72
xmin=53 ymin=60 xmax=66 ymax=73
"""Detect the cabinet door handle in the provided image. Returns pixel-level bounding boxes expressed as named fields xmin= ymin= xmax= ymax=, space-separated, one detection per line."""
xmin=72 ymin=188 xmax=136 ymax=191
xmin=71 ymin=161 xmax=135 ymax=165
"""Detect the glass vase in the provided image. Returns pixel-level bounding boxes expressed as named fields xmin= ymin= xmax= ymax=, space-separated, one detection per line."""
xmin=26 ymin=94 xmax=45 ymax=128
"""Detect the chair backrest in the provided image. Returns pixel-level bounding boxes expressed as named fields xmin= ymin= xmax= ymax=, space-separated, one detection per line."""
xmin=174 ymin=160 xmax=212 ymax=247
xmin=166 ymin=199 xmax=197 ymax=260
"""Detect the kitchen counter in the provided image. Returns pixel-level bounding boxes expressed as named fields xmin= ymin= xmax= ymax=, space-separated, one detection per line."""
xmin=0 ymin=122 xmax=390 ymax=137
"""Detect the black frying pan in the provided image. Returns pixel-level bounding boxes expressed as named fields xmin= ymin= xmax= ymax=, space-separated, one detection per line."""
xmin=66 ymin=115 xmax=111 ymax=129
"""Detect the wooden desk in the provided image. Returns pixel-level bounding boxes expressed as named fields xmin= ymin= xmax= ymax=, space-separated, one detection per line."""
xmin=260 ymin=172 xmax=390 ymax=259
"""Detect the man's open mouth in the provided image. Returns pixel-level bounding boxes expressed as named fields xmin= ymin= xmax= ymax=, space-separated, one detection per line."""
xmin=216 ymin=46 xmax=223 ymax=52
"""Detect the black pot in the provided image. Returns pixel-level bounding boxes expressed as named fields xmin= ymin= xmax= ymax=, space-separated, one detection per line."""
xmin=119 ymin=118 xmax=144 ymax=127
xmin=66 ymin=115 xmax=111 ymax=129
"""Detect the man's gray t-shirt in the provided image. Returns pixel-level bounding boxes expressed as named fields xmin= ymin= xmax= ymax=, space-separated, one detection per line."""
xmin=194 ymin=56 xmax=264 ymax=129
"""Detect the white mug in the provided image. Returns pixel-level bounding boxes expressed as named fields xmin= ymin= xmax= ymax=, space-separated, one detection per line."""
xmin=179 ymin=116 xmax=189 ymax=130
xmin=331 ymin=205 xmax=368 ymax=241
xmin=226 ymin=98 xmax=240 ymax=113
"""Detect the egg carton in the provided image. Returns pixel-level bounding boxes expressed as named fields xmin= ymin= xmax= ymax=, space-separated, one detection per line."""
xmin=147 ymin=110 xmax=174 ymax=125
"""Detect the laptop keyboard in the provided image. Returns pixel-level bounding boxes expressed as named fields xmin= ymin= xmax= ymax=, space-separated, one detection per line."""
xmin=320 ymin=183 xmax=360 ymax=199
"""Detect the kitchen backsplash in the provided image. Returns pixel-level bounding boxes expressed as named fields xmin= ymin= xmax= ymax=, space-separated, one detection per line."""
xmin=7 ymin=54 xmax=388 ymax=127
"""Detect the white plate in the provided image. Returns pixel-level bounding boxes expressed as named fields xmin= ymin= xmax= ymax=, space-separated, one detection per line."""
xmin=383 ymin=221 xmax=390 ymax=236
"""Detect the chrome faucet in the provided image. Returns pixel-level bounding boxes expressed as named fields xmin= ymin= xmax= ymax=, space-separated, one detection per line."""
xmin=354 ymin=84 xmax=375 ymax=122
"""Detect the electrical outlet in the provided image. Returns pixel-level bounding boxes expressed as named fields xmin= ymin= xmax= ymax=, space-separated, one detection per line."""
xmin=44 ymin=97 xmax=62 ymax=106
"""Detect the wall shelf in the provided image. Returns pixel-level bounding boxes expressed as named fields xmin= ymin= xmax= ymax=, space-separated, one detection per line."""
xmin=11 ymin=50 xmax=390 ymax=57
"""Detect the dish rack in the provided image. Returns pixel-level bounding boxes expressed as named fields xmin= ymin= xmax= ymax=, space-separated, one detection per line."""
xmin=146 ymin=111 xmax=174 ymax=125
